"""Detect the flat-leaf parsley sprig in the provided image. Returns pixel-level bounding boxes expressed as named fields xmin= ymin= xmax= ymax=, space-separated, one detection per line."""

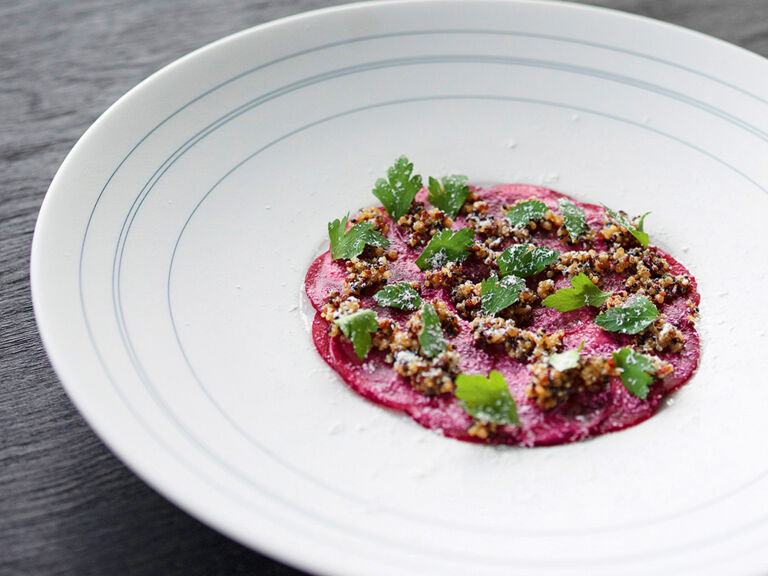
xmin=372 ymin=155 xmax=423 ymax=221
xmin=415 ymin=228 xmax=475 ymax=270
xmin=455 ymin=371 xmax=520 ymax=426
xmin=558 ymin=198 xmax=586 ymax=241
xmin=480 ymin=274 xmax=526 ymax=316
xmin=542 ymin=273 xmax=612 ymax=312
xmin=505 ymin=199 xmax=549 ymax=228
xmin=595 ymin=294 xmax=658 ymax=334
xmin=328 ymin=214 xmax=389 ymax=260
xmin=419 ymin=303 xmax=447 ymax=358
xmin=373 ymin=282 xmax=423 ymax=311
xmin=612 ymin=347 xmax=657 ymax=399
xmin=497 ymin=244 xmax=559 ymax=278
xmin=334 ymin=309 xmax=379 ymax=360
xmin=427 ymin=174 xmax=470 ymax=219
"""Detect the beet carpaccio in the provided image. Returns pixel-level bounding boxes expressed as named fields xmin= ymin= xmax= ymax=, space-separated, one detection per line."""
xmin=305 ymin=156 xmax=700 ymax=446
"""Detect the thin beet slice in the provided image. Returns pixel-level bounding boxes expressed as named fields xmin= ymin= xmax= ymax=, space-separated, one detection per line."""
xmin=305 ymin=185 xmax=700 ymax=446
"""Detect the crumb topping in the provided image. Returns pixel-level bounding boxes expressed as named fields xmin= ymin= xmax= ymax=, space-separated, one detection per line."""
xmin=599 ymin=210 xmax=639 ymax=247
xmin=321 ymin=293 xmax=361 ymax=337
xmin=470 ymin=316 xmax=564 ymax=361
xmin=502 ymin=198 xmax=563 ymax=239
xmin=528 ymin=356 xmax=615 ymax=410
xmin=349 ymin=206 xmax=390 ymax=234
xmin=554 ymin=250 xmax=613 ymax=285
xmin=424 ymin=261 xmax=463 ymax=290
xmin=393 ymin=349 xmax=460 ymax=395
xmin=467 ymin=420 xmax=498 ymax=440
xmin=635 ymin=317 xmax=685 ymax=353
xmin=452 ymin=281 xmax=482 ymax=320
xmin=397 ymin=202 xmax=453 ymax=247
xmin=343 ymin=255 xmax=390 ymax=296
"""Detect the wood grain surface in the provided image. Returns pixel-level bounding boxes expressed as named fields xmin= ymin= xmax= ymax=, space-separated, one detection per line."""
xmin=1 ymin=1 xmax=766 ymax=575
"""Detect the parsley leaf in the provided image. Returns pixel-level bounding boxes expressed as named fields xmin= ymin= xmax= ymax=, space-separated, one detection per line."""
xmin=605 ymin=206 xmax=651 ymax=247
xmin=612 ymin=347 xmax=656 ymax=399
xmin=558 ymin=198 xmax=586 ymax=241
xmin=372 ymin=155 xmax=423 ymax=220
xmin=505 ymin=199 xmax=548 ymax=228
xmin=594 ymin=294 xmax=658 ymax=334
xmin=328 ymin=214 xmax=390 ymax=260
xmin=481 ymin=274 xmax=526 ymax=316
xmin=419 ymin=303 xmax=447 ymax=358
xmin=497 ymin=244 xmax=559 ymax=278
xmin=427 ymin=174 xmax=470 ymax=219
xmin=548 ymin=342 xmax=584 ymax=371
xmin=373 ymin=282 xmax=422 ymax=311
xmin=335 ymin=309 xmax=379 ymax=360
xmin=542 ymin=273 xmax=612 ymax=312
xmin=415 ymin=228 xmax=475 ymax=270
xmin=455 ymin=371 xmax=520 ymax=426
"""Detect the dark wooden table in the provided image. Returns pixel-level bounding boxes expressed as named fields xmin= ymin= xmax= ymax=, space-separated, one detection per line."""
xmin=2 ymin=1 xmax=766 ymax=574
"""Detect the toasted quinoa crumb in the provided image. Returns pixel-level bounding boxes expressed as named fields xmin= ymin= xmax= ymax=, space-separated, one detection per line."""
xmin=467 ymin=420 xmax=498 ymax=439
xmin=636 ymin=317 xmax=685 ymax=353
xmin=343 ymin=255 xmax=390 ymax=296
xmin=397 ymin=202 xmax=453 ymax=247
xmin=527 ymin=355 xmax=615 ymax=410
xmin=470 ymin=316 xmax=564 ymax=361
xmin=393 ymin=349 xmax=460 ymax=395
xmin=349 ymin=206 xmax=389 ymax=234
xmin=536 ymin=279 xmax=556 ymax=299
xmin=452 ymin=281 xmax=483 ymax=320
xmin=321 ymin=293 xmax=361 ymax=337
xmin=424 ymin=262 xmax=462 ymax=290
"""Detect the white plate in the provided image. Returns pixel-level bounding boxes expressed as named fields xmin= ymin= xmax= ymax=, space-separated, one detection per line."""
xmin=31 ymin=1 xmax=768 ymax=575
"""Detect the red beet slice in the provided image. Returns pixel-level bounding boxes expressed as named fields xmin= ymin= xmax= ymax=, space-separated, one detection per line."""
xmin=305 ymin=185 xmax=700 ymax=446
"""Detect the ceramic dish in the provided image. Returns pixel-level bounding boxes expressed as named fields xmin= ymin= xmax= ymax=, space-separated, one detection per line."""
xmin=31 ymin=1 xmax=768 ymax=575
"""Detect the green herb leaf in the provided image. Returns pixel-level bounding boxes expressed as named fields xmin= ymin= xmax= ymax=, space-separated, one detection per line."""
xmin=419 ymin=303 xmax=446 ymax=358
xmin=335 ymin=309 xmax=379 ymax=360
xmin=373 ymin=282 xmax=422 ymax=311
xmin=542 ymin=273 xmax=612 ymax=312
xmin=497 ymin=244 xmax=559 ymax=278
xmin=605 ymin=206 xmax=651 ymax=247
xmin=548 ymin=342 xmax=585 ymax=372
xmin=427 ymin=174 xmax=470 ymax=219
xmin=612 ymin=347 xmax=656 ymax=399
xmin=415 ymin=228 xmax=475 ymax=270
xmin=455 ymin=371 xmax=520 ymax=426
xmin=328 ymin=214 xmax=390 ymax=260
xmin=558 ymin=198 xmax=586 ymax=241
xmin=372 ymin=155 xmax=423 ymax=220
xmin=595 ymin=294 xmax=658 ymax=334
xmin=505 ymin=199 xmax=548 ymax=228
xmin=481 ymin=274 xmax=526 ymax=316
